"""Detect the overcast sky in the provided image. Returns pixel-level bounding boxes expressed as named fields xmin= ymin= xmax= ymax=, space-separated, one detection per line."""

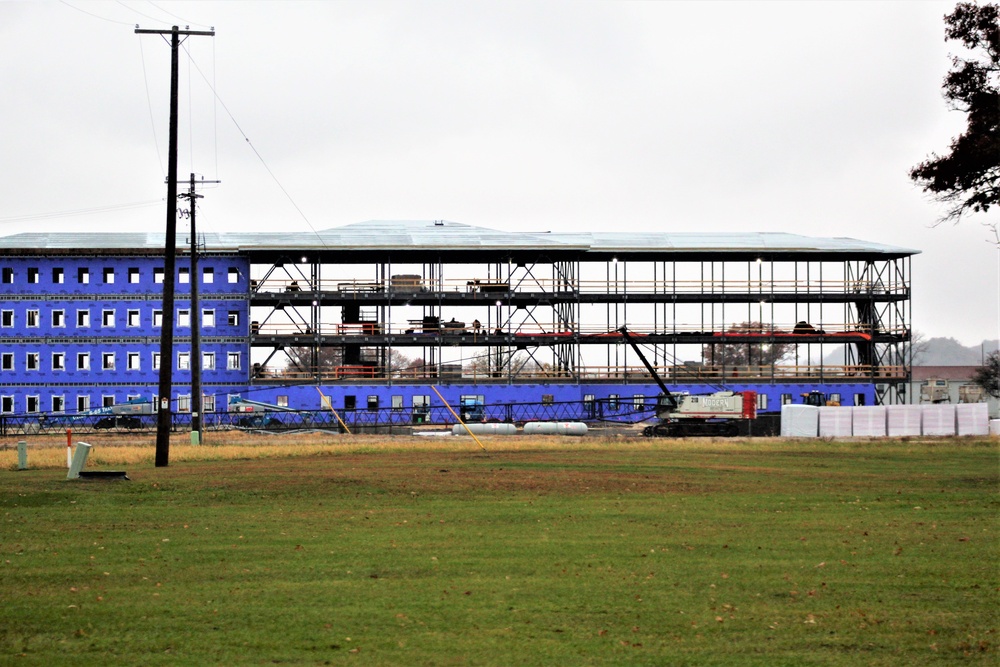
xmin=1 ymin=1 xmax=997 ymax=347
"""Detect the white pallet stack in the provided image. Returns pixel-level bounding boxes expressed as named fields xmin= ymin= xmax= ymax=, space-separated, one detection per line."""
xmin=852 ymin=406 xmax=887 ymax=437
xmin=780 ymin=404 xmax=819 ymax=437
xmin=886 ymin=405 xmax=922 ymax=436
xmin=922 ymin=404 xmax=957 ymax=436
xmin=818 ymin=407 xmax=853 ymax=437
xmin=956 ymin=403 xmax=989 ymax=436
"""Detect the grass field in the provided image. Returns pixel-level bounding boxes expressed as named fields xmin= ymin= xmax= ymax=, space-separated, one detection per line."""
xmin=1 ymin=434 xmax=997 ymax=665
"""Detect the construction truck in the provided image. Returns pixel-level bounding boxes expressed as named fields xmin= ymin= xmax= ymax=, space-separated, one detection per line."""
xmin=618 ymin=327 xmax=757 ymax=437
xmin=801 ymin=391 xmax=841 ymax=407
xmin=227 ymin=396 xmax=295 ymax=429
xmin=82 ymin=398 xmax=154 ymax=430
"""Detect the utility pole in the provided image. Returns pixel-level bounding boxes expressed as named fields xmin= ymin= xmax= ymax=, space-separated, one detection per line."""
xmin=136 ymin=25 xmax=214 ymax=467
xmin=178 ymin=174 xmax=219 ymax=445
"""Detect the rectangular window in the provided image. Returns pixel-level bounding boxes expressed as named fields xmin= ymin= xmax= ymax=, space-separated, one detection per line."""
xmin=77 ymin=352 xmax=90 ymax=370
xmin=202 ymin=267 xmax=214 ymax=284
xmin=78 ymin=268 xmax=89 ymax=284
xmin=203 ymin=394 xmax=216 ymax=413
xmin=77 ymin=309 xmax=90 ymax=328
xmin=411 ymin=395 xmax=430 ymax=424
xmin=1 ymin=353 xmax=13 ymax=371
xmin=633 ymin=394 xmax=645 ymax=410
xmin=102 ymin=310 xmax=115 ymax=328
xmin=77 ymin=395 xmax=90 ymax=413
xmin=542 ymin=394 xmax=554 ymax=405
xmin=52 ymin=267 xmax=64 ymax=284
xmin=177 ymin=395 xmax=191 ymax=413
xmin=854 ymin=393 xmax=866 ymax=406
xmin=757 ymin=393 xmax=769 ymax=411
xmin=127 ymin=310 xmax=140 ymax=327
xmin=154 ymin=267 xmax=164 ymax=284
xmin=202 ymin=309 xmax=215 ymax=327
xmin=102 ymin=352 xmax=115 ymax=370
xmin=52 ymin=396 xmax=65 ymax=413
xmin=830 ymin=393 xmax=842 ymax=405
xmin=202 ymin=352 xmax=215 ymax=370
xmin=27 ymin=268 xmax=38 ymax=284
xmin=1 ymin=396 xmax=12 ymax=413
xmin=26 ymin=310 xmax=39 ymax=327
xmin=368 ymin=395 xmax=379 ymax=410
xmin=26 ymin=353 xmax=39 ymax=371
xmin=152 ymin=352 xmax=160 ymax=370
xmin=276 ymin=395 xmax=289 ymax=407
xmin=1 ymin=310 xmax=12 ymax=327
xmin=179 ymin=267 xmax=189 ymax=284
xmin=608 ymin=393 xmax=619 ymax=411
xmin=344 ymin=395 xmax=357 ymax=411
xmin=228 ymin=310 xmax=239 ymax=326
xmin=2 ymin=267 xmax=13 ymax=283
xmin=392 ymin=395 xmax=403 ymax=410
xmin=781 ymin=393 xmax=793 ymax=405
xmin=128 ymin=268 xmax=140 ymax=284
xmin=102 ymin=395 xmax=115 ymax=408
xmin=52 ymin=352 xmax=65 ymax=371
xmin=153 ymin=310 xmax=162 ymax=327
xmin=178 ymin=352 xmax=190 ymax=370
xmin=228 ymin=267 xmax=239 ymax=283
xmin=178 ymin=309 xmax=190 ymax=328
xmin=103 ymin=268 xmax=114 ymax=284
xmin=26 ymin=396 xmax=39 ymax=413
xmin=127 ymin=352 xmax=140 ymax=370
xmin=227 ymin=352 xmax=241 ymax=370
xmin=52 ymin=310 xmax=65 ymax=328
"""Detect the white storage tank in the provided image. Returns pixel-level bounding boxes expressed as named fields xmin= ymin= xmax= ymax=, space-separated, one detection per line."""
xmin=523 ymin=422 xmax=589 ymax=436
xmin=452 ymin=423 xmax=517 ymax=436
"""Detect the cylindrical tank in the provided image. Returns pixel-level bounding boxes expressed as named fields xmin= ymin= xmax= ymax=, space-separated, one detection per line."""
xmin=452 ymin=423 xmax=517 ymax=436
xmin=523 ymin=422 xmax=588 ymax=436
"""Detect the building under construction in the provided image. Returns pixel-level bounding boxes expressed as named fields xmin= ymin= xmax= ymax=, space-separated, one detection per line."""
xmin=0 ymin=220 xmax=917 ymax=428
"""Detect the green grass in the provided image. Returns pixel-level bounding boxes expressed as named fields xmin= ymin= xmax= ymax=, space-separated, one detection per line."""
xmin=1 ymin=438 xmax=997 ymax=665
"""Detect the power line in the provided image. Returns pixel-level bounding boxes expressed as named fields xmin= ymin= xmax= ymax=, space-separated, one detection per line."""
xmin=180 ymin=44 xmax=329 ymax=248
xmin=115 ymin=0 xmax=169 ymax=26
xmin=0 ymin=200 xmax=164 ymax=225
xmin=138 ymin=37 xmax=166 ymax=177
xmin=145 ymin=0 xmax=213 ymax=29
xmin=59 ymin=0 xmax=135 ymax=26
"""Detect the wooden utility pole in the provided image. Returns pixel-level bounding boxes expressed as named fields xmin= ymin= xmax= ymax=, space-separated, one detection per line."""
xmin=179 ymin=174 xmax=219 ymax=444
xmin=136 ymin=25 xmax=214 ymax=467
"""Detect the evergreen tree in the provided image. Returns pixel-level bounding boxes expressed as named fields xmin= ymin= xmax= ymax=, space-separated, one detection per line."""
xmin=910 ymin=3 xmax=1000 ymax=223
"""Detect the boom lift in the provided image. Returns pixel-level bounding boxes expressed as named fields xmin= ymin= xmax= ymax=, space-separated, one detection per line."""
xmin=618 ymin=327 xmax=757 ymax=437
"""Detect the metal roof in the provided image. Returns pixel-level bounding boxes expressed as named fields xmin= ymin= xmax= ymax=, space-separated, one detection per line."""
xmin=0 ymin=220 xmax=919 ymax=256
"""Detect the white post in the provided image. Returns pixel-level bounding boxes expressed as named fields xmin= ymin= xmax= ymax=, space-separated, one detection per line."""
xmin=67 ymin=442 xmax=92 ymax=480
xmin=17 ymin=440 xmax=27 ymax=470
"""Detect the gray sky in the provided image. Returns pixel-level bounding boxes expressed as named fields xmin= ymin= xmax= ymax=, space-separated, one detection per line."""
xmin=2 ymin=1 xmax=998 ymax=347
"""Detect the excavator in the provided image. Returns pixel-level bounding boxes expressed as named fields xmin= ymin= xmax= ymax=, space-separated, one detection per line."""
xmin=618 ymin=327 xmax=757 ymax=437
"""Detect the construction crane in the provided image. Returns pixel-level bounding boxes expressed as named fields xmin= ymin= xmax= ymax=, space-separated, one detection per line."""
xmin=618 ymin=327 xmax=757 ymax=437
